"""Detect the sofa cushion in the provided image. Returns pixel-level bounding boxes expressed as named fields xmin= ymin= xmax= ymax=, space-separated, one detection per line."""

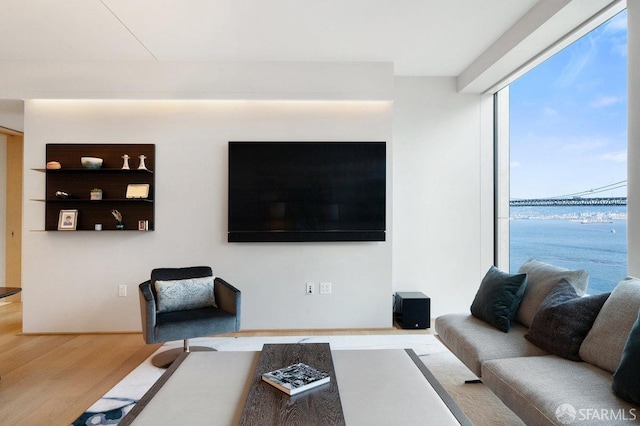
xmin=612 ymin=309 xmax=640 ymax=405
xmin=525 ymin=280 xmax=609 ymax=361
xmin=435 ymin=313 xmax=547 ymax=377
xmin=470 ymin=266 xmax=527 ymax=332
xmin=515 ymin=259 xmax=589 ymax=328
xmin=155 ymin=276 xmax=217 ymax=313
xmin=482 ymin=356 xmax=638 ymax=426
xmin=579 ymin=277 xmax=640 ymax=373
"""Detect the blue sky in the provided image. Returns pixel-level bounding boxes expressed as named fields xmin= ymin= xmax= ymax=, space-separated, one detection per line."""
xmin=509 ymin=10 xmax=627 ymax=199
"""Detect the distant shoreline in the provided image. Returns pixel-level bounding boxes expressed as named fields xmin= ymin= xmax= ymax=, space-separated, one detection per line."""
xmin=510 ymin=214 xmax=627 ymax=220
xmin=510 ymin=205 xmax=627 ymax=221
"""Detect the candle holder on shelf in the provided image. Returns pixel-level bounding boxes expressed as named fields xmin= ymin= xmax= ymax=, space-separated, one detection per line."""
xmin=138 ymin=155 xmax=148 ymax=170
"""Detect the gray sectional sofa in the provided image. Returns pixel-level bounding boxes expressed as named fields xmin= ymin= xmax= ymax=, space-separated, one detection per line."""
xmin=436 ymin=260 xmax=640 ymax=425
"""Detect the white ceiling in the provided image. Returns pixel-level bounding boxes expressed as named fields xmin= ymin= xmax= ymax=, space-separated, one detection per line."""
xmin=0 ymin=0 xmax=540 ymax=76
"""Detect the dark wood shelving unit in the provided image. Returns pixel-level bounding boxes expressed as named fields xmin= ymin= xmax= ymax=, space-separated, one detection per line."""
xmin=42 ymin=143 xmax=155 ymax=231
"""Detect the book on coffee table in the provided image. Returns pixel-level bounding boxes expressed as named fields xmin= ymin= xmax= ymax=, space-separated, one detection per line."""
xmin=262 ymin=362 xmax=331 ymax=395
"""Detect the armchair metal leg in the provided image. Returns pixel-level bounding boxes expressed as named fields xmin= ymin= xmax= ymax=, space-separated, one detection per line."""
xmin=151 ymin=339 xmax=216 ymax=368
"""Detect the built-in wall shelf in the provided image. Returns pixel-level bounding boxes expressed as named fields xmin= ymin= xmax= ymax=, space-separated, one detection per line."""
xmin=40 ymin=143 xmax=155 ymax=231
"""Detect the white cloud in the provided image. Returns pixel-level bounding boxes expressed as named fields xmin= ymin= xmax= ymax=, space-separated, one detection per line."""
xmin=602 ymin=11 xmax=627 ymax=57
xmin=556 ymin=38 xmax=596 ymax=87
xmin=563 ymin=139 xmax=607 ymax=153
xmin=612 ymin=43 xmax=627 ymax=57
xmin=510 ymin=161 xmax=521 ymax=168
xmin=601 ymin=151 xmax=627 ymax=163
xmin=603 ymin=12 xmax=627 ymax=34
xmin=542 ymin=106 xmax=558 ymax=116
xmin=589 ymin=95 xmax=622 ymax=108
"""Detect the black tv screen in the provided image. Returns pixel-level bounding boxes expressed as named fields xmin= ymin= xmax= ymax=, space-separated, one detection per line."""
xmin=228 ymin=142 xmax=386 ymax=242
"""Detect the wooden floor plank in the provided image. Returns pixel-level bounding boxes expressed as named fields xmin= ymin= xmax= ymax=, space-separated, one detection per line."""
xmin=0 ymin=304 xmax=160 ymax=425
xmin=0 ymin=303 xmax=430 ymax=425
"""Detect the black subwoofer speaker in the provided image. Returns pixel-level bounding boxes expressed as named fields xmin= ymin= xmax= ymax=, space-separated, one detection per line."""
xmin=394 ymin=292 xmax=430 ymax=329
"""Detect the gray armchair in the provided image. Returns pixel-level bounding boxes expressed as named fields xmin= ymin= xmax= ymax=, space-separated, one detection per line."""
xmin=138 ymin=266 xmax=241 ymax=368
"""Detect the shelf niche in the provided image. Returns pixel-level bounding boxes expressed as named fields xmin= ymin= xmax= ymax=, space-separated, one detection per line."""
xmin=43 ymin=143 xmax=155 ymax=231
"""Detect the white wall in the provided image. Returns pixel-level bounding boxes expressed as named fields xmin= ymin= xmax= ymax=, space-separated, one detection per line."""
xmin=392 ymin=77 xmax=493 ymax=317
xmin=0 ymin=134 xmax=5 ymax=281
xmin=22 ymin=99 xmax=393 ymax=332
xmin=628 ymin=2 xmax=640 ymax=278
xmin=20 ymin=74 xmax=498 ymax=332
xmin=0 ymin=100 xmax=24 ymax=132
xmin=14 ymin=63 xmax=502 ymax=333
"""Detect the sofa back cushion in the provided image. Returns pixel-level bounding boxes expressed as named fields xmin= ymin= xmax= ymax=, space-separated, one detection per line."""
xmin=515 ymin=259 xmax=589 ymax=328
xmin=579 ymin=277 xmax=640 ymax=373
xmin=470 ymin=266 xmax=527 ymax=332
xmin=525 ymin=280 xmax=609 ymax=361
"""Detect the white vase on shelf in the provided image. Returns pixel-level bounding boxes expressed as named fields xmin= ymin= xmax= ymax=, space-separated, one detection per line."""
xmin=138 ymin=155 xmax=148 ymax=170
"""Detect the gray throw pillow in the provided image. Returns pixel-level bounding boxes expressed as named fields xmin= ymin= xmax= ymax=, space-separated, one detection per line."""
xmin=612 ymin=309 xmax=640 ymax=405
xmin=525 ymin=280 xmax=609 ymax=361
xmin=155 ymin=276 xmax=216 ymax=313
xmin=470 ymin=266 xmax=527 ymax=333
xmin=580 ymin=277 xmax=640 ymax=373
xmin=515 ymin=259 xmax=589 ymax=328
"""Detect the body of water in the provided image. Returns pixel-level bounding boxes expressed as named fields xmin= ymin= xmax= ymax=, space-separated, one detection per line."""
xmin=509 ymin=205 xmax=627 ymax=295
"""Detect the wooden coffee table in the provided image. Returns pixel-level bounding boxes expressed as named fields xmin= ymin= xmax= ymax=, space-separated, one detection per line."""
xmin=240 ymin=343 xmax=345 ymax=425
xmin=121 ymin=344 xmax=471 ymax=425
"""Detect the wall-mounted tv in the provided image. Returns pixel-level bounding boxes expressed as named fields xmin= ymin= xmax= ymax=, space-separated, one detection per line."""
xmin=228 ymin=141 xmax=386 ymax=242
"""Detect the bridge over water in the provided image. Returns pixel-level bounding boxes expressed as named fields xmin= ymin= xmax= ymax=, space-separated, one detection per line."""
xmin=510 ymin=197 xmax=627 ymax=207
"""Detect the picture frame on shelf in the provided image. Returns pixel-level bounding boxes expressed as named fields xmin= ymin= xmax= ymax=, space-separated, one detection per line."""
xmin=126 ymin=183 xmax=150 ymax=199
xmin=58 ymin=209 xmax=78 ymax=231
xmin=138 ymin=220 xmax=149 ymax=231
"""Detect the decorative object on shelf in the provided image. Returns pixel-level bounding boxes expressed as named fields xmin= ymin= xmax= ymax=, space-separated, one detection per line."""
xmin=138 ymin=220 xmax=149 ymax=231
xmin=46 ymin=161 xmax=61 ymax=170
xmin=112 ymin=209 xmax=124 ymax=230
xmin=81 ymin=157 xmax=104 ymax=169
xmin=55 ymin=190 xmax=71 ymax=199
xmin=58 ymin=209 xmax=78 ymax=231
xmin=121 ymin=154 xmax=130 ymax=170
xmin=126 ymin=184 xmax=150 ymax=199
xmin=95 ymin=224 xmax=102 ymax=231
xmin=138 ymin=155 xmax=148 ymax=170
xmin=90 ymin=188 xmax=103 ymax=200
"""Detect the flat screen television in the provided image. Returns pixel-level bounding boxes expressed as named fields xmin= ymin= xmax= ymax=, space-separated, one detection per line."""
xmin=228 ymin=141 xmax=386 ymax=242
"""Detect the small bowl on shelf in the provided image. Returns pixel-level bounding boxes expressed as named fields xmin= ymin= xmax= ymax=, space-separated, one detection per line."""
xmin=81 ymin=157 xmax=103 ymax=169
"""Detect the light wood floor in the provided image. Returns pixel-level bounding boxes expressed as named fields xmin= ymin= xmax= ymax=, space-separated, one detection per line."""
xmin=0 ymin=303 xmax=431 ymax=425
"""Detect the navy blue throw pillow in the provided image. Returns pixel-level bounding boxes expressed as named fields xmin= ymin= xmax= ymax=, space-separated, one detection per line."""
xmin=525 ymin=280 xmax=609 ymax=361
xmin=612 ymin=309 xmax=640 ymax=405
xmin=470 ymin=266 xmax=527 ymax=332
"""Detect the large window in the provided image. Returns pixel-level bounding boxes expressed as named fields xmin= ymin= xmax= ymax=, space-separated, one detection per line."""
xmin=505 ymin=10 xmax=627 ymax=294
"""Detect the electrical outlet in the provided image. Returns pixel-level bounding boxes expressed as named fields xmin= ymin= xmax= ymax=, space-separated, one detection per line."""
xmin=118 ymin=284 xmax=127 ymax=297
xmin=320 ymin=282 xmax=332 ymax=295
xmin=306 ymin=283 xmax=315 ymax=295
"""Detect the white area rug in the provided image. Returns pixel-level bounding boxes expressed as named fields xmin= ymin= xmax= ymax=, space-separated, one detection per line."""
xmin=74 ymin=335 xmax=523 ymax=426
